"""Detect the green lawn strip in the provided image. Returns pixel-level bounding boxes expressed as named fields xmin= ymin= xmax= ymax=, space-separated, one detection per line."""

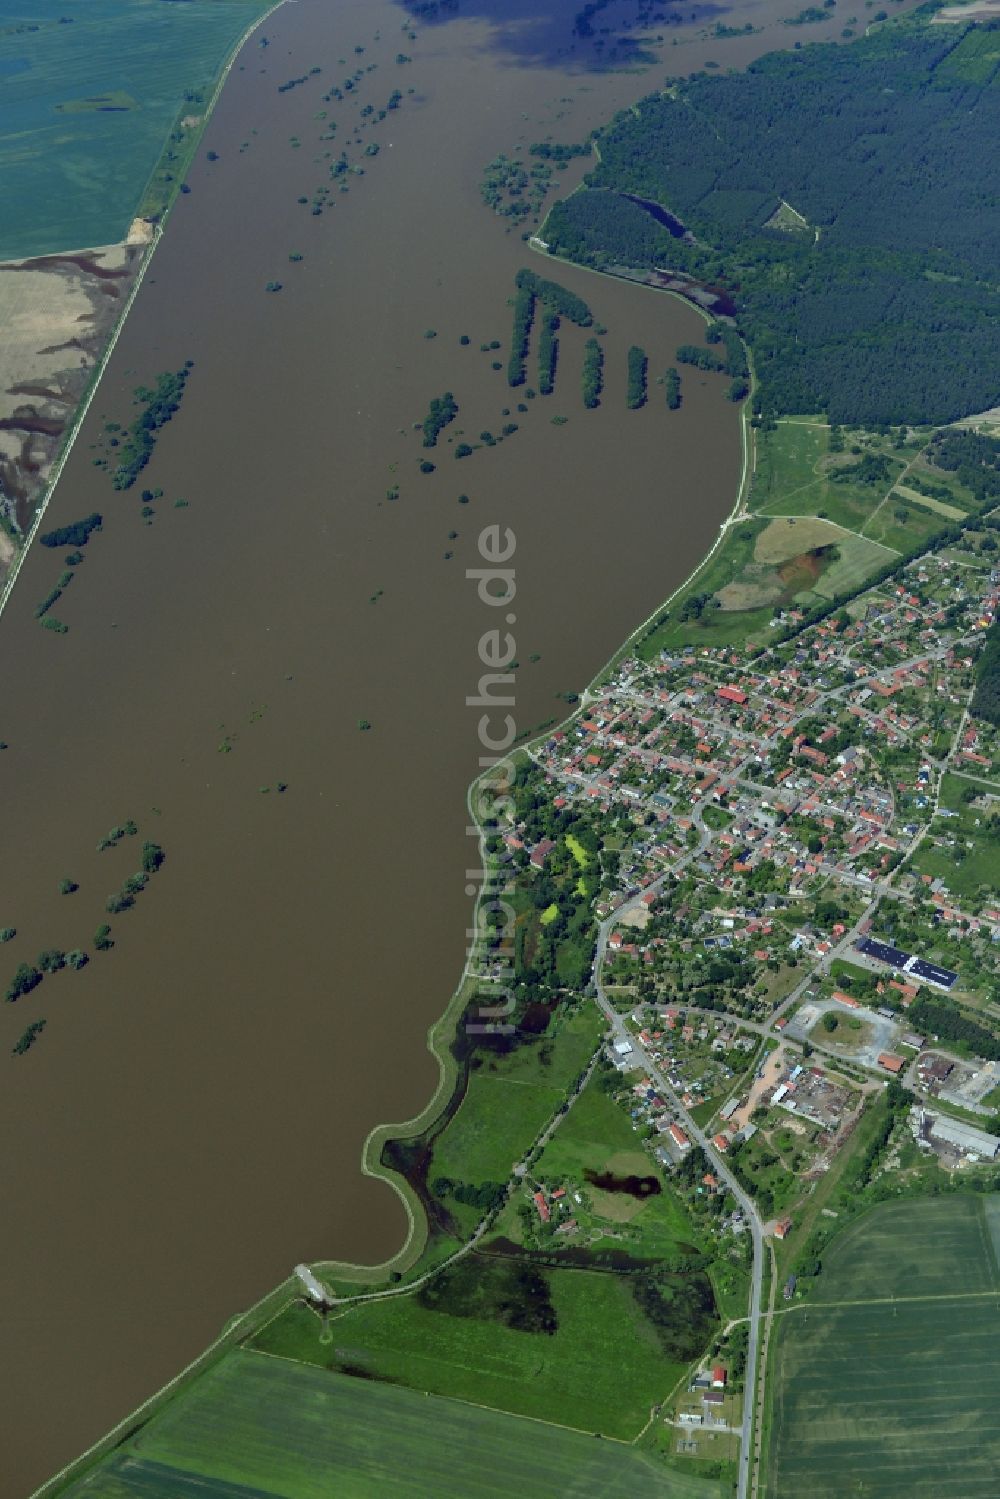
xmin=252 ymin=1261 xmax=695 ymax=1439
xmin=689 ymin=1096 xmax=726 ymax=1130
xmin=708 ymin=1260 xmax=750 ymax=1325
xmin=939 ymin=771 xmax=1000 ymax=810
xmin=85 ymin=1348 xmax=719 ymax=1499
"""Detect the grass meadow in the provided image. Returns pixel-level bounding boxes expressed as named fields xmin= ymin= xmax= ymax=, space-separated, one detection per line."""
xmin=499 ymin=1068 xmax=710 ymax=1265
xmin=429 ymin=1004 xmax=604 ymax=1234
xmin=252 ymin=1250 xmax=693 ymax=1439
xmin=766 ymin=1196 xmax=1000 ymax=1497
xmin=65 ymin=1349 xmax=726 ymax=1499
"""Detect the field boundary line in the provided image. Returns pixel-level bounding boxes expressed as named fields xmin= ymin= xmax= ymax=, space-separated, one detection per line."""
xmin=749 ymin=511 xmax=901 ymax=552
xmin=775 ymin=1287 xmax=1000 ymax=1316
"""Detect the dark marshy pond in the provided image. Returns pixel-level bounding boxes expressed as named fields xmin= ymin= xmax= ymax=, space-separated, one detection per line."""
xmin=622 ymin=191 xmax=689 ymax=239
xmin=585 ymin=1168 xmax=663 ymax=1198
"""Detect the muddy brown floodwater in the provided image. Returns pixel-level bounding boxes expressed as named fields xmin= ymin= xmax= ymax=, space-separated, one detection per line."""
xmin=0 ymin=0 xmax=922 ymax=1492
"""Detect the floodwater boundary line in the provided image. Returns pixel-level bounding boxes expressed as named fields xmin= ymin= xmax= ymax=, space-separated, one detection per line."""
xmin=133 ymin=0 xmax=290 ymax=224
xmin=310 ymin=256 xmax=758 ymax=1282
xmin=35 ymin=197 xmax=756 ymax=1498
xmin=525 ymin=237 xmax=758 ymax=693
xmin=0 ymin=0 xmax=292 ymax=629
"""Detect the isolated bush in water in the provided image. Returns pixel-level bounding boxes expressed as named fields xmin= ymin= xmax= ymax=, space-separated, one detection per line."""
xmin=39 ymin=513 xmax=102 ymax=549
xmin=6 ymin=963 xmax=42 ymax=1003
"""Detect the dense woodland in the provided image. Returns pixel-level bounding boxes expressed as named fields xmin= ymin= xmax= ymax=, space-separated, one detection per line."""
xmin=971 ymin=619 xmax=1000 ymax=727
xmin=927 ymin=427 xmax=1000 ymax=507
xmin=909 ymin=996 xmax=1000 ymax=1061
xmin=544 ymin=19 xmax=1000 ymax=424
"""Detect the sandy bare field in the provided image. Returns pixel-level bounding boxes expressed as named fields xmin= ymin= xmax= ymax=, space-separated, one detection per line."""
xmin=0 ymin=240 xmax=145 ymax=560
xmin=932 ymin=0 xmax=1000 ymax=20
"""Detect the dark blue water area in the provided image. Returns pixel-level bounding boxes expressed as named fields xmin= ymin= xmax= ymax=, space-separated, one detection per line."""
xmin=0 ymin=56 xmax=30 ymax=77
xmin=622 ymin=191 xmax=688 ymax=238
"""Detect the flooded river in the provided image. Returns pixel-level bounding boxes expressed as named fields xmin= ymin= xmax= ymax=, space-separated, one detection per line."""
xmin=0 ymin=0 xmax=908 ymax=1490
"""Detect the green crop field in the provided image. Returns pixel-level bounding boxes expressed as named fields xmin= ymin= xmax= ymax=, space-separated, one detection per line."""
xmin=63 ymin=1348 xmax=726 ymax=1498
xmin=0 ymin=0 xmax=272 ymax=260
xmin=766 ymin=1195 xmax=1000 ymax=1497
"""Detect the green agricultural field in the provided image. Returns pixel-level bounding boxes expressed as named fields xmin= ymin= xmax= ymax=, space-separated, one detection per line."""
xmin=858 ymin=495 xmax=945 ymax=555
xmin=63 ymin=1348 xmax=726 ymax=1499
xmin=253 ymin=1245 xmax=717 ymax=1439
xmin=0 ymin=0 xmax=273 ymax=260
xmin=766 ymin=1195 xmax=1000 ymax=1497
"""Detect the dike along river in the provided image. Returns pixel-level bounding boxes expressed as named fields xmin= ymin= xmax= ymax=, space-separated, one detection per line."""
xmin=0 ymin=0 xmax=871 ymax=1489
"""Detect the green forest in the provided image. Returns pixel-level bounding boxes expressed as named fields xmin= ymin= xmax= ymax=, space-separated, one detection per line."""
xmin=543 ymin=17 xmax=1000 ymax=425
xmin=972 ymin=619 xmax=1000 ymax=727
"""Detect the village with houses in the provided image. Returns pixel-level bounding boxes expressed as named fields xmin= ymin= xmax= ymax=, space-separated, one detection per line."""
xmin=468 ymin=522 xmax=1000 ymax=1472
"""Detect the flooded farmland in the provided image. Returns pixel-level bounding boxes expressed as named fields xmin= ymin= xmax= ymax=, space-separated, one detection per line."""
xmin=0 ymin=0 xmax=918 ymax=1490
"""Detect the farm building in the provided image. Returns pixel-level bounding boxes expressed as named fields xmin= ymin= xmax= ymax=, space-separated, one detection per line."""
xmin=928 ymin=1116 xmax=1000 ymax=1160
